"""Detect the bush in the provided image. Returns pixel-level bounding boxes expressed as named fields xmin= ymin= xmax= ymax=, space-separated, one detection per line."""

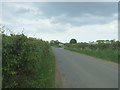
xmin=2 ymin=33 xmax=54 ymax=88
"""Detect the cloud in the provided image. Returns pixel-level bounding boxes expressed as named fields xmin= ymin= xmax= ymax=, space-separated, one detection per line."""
xmin=2 ymin=2 xmax=44 ymax=23
xmin=68 ymin=20 xmax=117 ymax=33
xmin=14 ymin=3 xmax=43 ymax=15
xmin=1 ymin=2 xmax=118 ymax=43
xmin=26 ymin=20 xmax=117 ymax=43
xmin=71 ymin=13 xmax=117 ymax=23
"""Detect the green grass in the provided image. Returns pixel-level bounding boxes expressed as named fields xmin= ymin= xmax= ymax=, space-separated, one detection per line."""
xmin=65 ymin=48 xmax=118 ymax=63
xmin=19 ymin=49 xmax=55 ymax=88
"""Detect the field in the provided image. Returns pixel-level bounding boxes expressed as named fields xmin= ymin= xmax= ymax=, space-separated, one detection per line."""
xmin=64 ymin=42 xmax=119 ymax=63
xmin=2 ymin=32 xmax=55 ymax=88
xmin=65 ymin=48 xmax=118 ymax=62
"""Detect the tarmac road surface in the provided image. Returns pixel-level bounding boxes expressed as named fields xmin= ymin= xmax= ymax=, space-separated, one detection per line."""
xmin=52 ymin=47 xmax=118 ymax=88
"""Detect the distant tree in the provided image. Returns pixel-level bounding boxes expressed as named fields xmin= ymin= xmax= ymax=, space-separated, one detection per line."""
xmin=110 ymin=39 xmax=115 ymax=43
xmin=70 ymin=39 xmax=77 ymax=44
xmin=105 ymin=40 xmax=110 ymax=43
xmin=50 ymin=40 xmax=60 ymax=45
xmin=54 ymin=40 xmax=60 ymax=45
xmin=96 ymin=40 xmax=105 ymax=44
xmin=50 ymin=40 xmax=55 ymax=45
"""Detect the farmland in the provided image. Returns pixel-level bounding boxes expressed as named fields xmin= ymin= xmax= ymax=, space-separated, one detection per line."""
xmin=64 ymin=40 xmax=119 ymax=63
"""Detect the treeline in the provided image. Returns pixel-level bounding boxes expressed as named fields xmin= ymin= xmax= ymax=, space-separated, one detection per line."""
xmin=65 ymin=40 xmax=120 ymax=62
xmin=2 ymin=32 xmax=55 ymax=88
xmin=65 ymin=40 xmax=120 ymax=50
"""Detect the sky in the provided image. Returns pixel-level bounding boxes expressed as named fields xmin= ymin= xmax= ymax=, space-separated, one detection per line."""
xmin=0 ymin=2 xmax=118 ymax=43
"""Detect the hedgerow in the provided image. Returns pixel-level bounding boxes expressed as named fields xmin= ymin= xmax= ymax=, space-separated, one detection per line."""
xmin=65 ymin=41 xmax=119 ymax=62
xmin=2 ymin=32 xmax=54 ymax=88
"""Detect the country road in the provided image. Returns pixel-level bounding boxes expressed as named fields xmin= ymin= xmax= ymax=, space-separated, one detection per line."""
xmin=52 ymin=47 xmax=118 ymax=88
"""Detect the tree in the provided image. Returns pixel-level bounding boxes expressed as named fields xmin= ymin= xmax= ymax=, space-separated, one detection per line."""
xmin=96 ymin=40 xmax=105 ymax=44
xmin=50 ymin=40 xmax=60 ymax=45
xmin=105 ymin=40 xmax=110 ymax=43
xmin=70 ymin=39 xmax=77 ymax=44
xmin=50 ymin=40 xmax=55 ymax=45
xmin=110 ymin=39 xmax=115 ymax=43
xmin=54 ymin=40 xmax=60 ymax=45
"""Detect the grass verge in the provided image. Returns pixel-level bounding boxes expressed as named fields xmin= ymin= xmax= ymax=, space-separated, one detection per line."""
xmin=65 ymin=48 xmax=118 ymax=63
xmin=20 ymin=49 xmax=55 ymax=88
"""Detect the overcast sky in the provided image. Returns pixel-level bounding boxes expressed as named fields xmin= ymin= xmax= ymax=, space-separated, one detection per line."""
xmin=1 ymin=2 xmax=118 ymax=43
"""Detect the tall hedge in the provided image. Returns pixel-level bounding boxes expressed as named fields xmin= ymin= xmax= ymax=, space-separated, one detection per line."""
xmin=2 ymin=33 xmax=50 ymax=88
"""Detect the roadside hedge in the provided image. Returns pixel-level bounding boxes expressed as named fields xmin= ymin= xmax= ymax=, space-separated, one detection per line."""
xmin=2 ymin=33 xmax=51 ymax=88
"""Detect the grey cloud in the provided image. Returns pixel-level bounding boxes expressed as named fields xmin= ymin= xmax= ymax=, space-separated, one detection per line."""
xmin=34 ymin=2 xmax=117 ymax=17
xmin=34 ymin=2 xmax=117 ymax=26
xmin=2 ymin=2 xmax=117 ymax=26
xmin=0 ymin=2 xmax=118 ymax=42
